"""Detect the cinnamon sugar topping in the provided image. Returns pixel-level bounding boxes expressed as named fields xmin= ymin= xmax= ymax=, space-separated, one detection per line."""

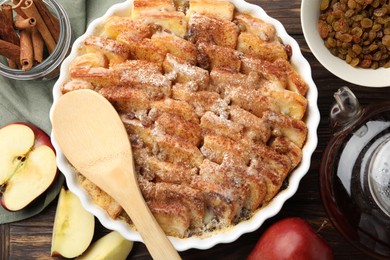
xmin=64 ymin=0 xmax=309 ymax=238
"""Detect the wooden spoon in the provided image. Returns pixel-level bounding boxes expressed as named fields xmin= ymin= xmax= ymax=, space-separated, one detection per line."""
xmin=51 ymin=89 xmax=181 ymax=260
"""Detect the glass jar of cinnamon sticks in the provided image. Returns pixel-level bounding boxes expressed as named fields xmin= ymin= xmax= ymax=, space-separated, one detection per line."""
xmin=0 ymin=0 xmax=71 ymax=80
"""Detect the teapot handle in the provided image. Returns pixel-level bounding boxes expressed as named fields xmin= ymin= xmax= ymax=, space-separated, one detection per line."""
xmin=330 ymin=86 xmax=363 ymax=133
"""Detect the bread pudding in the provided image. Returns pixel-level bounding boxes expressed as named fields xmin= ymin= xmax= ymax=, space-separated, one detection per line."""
xmin=61 ymin=0 xmax=309 ymax=238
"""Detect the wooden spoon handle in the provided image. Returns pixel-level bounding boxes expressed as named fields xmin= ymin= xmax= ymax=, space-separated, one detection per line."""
xmin=121 ymin=190 xmax=181 ymax=260
xmin=52 ymin=89 xmax=180 ymax=259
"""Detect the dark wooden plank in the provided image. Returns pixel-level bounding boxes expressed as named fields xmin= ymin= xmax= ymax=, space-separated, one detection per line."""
xmin=0 ymin=224 xmax=9 ymax=259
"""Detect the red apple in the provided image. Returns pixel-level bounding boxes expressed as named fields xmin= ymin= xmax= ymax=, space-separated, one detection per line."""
xmin=0 ymin=122 xmax=57 ymax=211
xmin=248 ymin=217 xmax=333 ymax=260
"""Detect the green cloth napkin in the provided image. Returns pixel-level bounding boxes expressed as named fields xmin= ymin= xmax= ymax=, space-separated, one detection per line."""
xmin=0 ymin=0 xmax=122 ymax=223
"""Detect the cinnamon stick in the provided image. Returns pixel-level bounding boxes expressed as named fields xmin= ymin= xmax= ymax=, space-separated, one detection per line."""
xmin=21 ymin=0 xmax=56 ymax=53
xmin=1 ymin=4 xmax=13 ymax=22
xmin=1 ymin=4 xmax=18 ymax=69
xmin=0 ymin=39 xmax=20 ymax=62
xmin=6 ymin=59 xmax=18 ymax=69
xmin=0 ymin=10 xmax=20 ymax=45
xmin=12 ymin=0 xmax=28 ymax=19
xmin=14 ymin=17 xmax=36 ymax=30
xmin=31 ymin=27 xmax=44 ymax=63
xmin=20 ymin=28 xmax=33 ymax=71
xmin=1 ymin=0 xmax=60 ymax=70
xmin=34 ymin=0 xmax=59 ymax=42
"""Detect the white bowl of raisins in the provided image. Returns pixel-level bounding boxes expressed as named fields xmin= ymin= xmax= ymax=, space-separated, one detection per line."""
xmin=301 ymin=0 xmax=390 ymax=87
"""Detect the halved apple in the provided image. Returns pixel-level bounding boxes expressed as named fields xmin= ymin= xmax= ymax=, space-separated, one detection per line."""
xmin=0 ymin=122 xmax=57 ymax=211
xmin=51 ymin=187 xmax=95 ymax=258
xmin=77 ymin=231 xmax=134 ymax=260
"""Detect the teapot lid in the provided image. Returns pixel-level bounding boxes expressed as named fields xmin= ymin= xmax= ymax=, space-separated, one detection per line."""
xmin=321 ymin=87 xmax=390 ymax=258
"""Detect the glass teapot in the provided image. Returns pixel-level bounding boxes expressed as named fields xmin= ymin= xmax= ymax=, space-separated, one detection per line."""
xmin=320 ymin=87 xmax=390 ymax=259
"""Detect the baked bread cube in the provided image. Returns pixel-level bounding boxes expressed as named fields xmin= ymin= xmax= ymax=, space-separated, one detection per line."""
xmin=121 ymin=118 xmax=154 ymax=147
xmin=187 ymin=0 xmax=235 ymax=21
xmin=226 ymin=87 xmax=278 ymax=118
xmin=241 ymin=56 xmax=308 ymax=96
xmin=100 ymin=87 xmax=151 ymax=113
xmin=266 ymin=89 xmax=307 ymax=120
xmin=117 ymin=33 xmax=167 ymax=64
xmin=196 ymin=159 xmax=247 ymax=225
xmin=155 ymin=112 xmax=202 ymax=146
xmin=69 ymin=52 xmax=108 ymax=71
xmin=103 ymin=16 xmax=152 ymax=40
xmin=151 ymin=32 xmax=197 ymax=64
xmin=151 ymin=98 xmax=199 ymax=124
xmin=197 ymin=42 xmax=241 ymax=72
xmin=210 ymin=68 xmax=261 ymax=93
xmin=163 ymin=54 xmax=209 ymax=90
xmin=152 ymin=130 xmax=204 ymax=167
xmin=270 ymin=137 xmax=302 ymax=169
xmin=201 ymin=134 xmax=251 ymax=165
xmin=148 ymin=200 xmax=190 ymax=238
xmin=139 ymin=178 xmax=205 ymax=230
xmin=218 ymin=158 xmax=267 ymax=211
xmin=84 ymin=36 xmax=131 ymax=65
xmin=188 ymin=13 xmax=239 ymax=48
xmin=249 ymin=143 xmax=291 ymax=202
xmin=234 ymin=13 xmax=276 ymax=41
xmin=200 ymin=111 xmax=243 ymax=141
xmin=131 ymin=0 xmax=175 ymax=19
xmin=139 ymin=11 xmax=187 ymax=37
xmin=171 ymin=85 xmax=227 ymax=117
xmin=237 ymin=32 xmax=288 ymax=62
xmin=145 ymin=157 xmax=196 ymax=185
xmin=70 ymin=67 xmax=121 ymax=88
xmin=111 ymin=60 xmax=171 ymax=98
xmin=240 ymin=56 xmax=288 ymax=90
xmin=61 ymin=80 xmax=94 ymax=94
xmin=229 ymin=105 xmax=271 ymax=143
xmin=78 ymin=175 xmax=123 ymax=219
xmin=263 ymin=110 xmax=307 ymax=148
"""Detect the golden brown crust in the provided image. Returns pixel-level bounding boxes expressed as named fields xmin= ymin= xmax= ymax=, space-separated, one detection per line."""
xmin=234 ymin=13 xmax=276 ymax=41
xmin=188 ymin=13 xmax=239 ymax=48
xmin=237 ymin=32 xmax=288 ymax=62
xmin=156 ymin=112 xmax=202 ymax=146
xmin=187 ymin=0 xmax=235 ymax=21
xmin=197 ymin=42 xmax=241 ymax=72
xmin=152 ymin=33 xmax=197 ymax=65
xmin=65 ymin=0 xmax=310 ymax=238
xmin=78 ymin=175 xmax=123 ymax=219
xmin=103 ymin=16 xmax=153 ymax=40
xmin=84 ymin=35 xmax=131 ymax=64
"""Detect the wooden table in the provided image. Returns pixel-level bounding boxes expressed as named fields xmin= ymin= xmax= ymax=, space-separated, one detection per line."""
xmin=1 ymin=0 xmax=389 ymax=259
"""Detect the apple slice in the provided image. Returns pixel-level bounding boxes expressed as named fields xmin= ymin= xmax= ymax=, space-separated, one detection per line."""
xmin=76 ymin=231 xmax=134 ymax=260
xmin=0 ymin=122 xmax=57 ymax=211
xmin=51 ymin=187 xmax=95 ymax=258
